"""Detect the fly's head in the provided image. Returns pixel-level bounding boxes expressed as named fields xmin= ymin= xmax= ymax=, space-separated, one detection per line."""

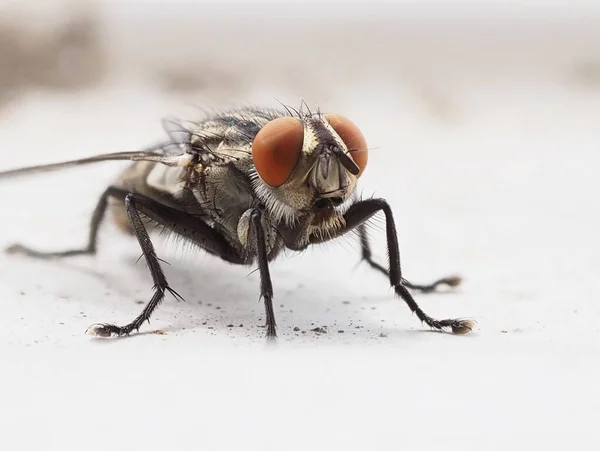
xmin=250 ymin=112 xmax=368 ymax=226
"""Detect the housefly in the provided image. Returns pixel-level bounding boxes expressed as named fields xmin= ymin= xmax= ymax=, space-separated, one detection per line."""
xmin=0 ymin=104 xmax=474 ymax=339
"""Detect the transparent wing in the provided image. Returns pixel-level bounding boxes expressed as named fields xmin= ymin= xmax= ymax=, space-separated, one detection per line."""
xmin=0 ymin=140 xmax=191 ymax=181
xmin=162 ymin=117 xmax=194 ymax=149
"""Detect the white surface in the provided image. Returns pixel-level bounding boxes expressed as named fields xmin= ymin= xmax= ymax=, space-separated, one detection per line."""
xmin=1 ymin=80 xmax=599 ymax=451
xmin=2 ymin=4 xmax=600 ymax=450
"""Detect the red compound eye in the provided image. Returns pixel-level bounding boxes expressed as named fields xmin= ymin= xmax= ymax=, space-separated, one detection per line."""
xmin=252 ymin=117 xmax=304 ymax=187
xmin=325 ymin=114 xmax=368 ymax=177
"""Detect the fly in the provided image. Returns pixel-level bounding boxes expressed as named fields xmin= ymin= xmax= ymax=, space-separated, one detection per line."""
xmin=0 ymin=104 xmax=475 ymax=340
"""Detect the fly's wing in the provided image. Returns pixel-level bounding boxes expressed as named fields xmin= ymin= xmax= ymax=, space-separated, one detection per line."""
xmin=162 ymin=117 xmax=194 ymax=150
xmin=0 ymin=141 xmax=192 ymax=181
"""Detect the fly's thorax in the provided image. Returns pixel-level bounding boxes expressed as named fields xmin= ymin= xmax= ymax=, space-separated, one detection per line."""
xmin=190 ymin=161 xmax=255 ymax=228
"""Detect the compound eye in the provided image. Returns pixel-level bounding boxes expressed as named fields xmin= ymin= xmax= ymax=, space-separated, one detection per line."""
xmin=325 ymin=114 xmax=368 ymax=177
xmin=252 ymin=117 xmax=304 ymax=188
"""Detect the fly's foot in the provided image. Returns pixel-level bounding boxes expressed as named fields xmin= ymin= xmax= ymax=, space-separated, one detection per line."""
xmin=449 ymin=318 xmax=476 ymax=335
xmin=438 ymin=275 xmax=463 ymax=288
xmin=5 ymin=243 xmax=90 ymax=259
xmin=4 ymin=243 xmax=53 ymax=259
xmin=403 ymin=274 xmax=463 ymax=293
xmin=427 ymin=318 xmax=476 ymax=335
xmin=266 ymin=324 xmax=278 ymax=341
xmin=5 ymin=244 xmax=31 ymax=256
xmin=86 ymin=323 xmax=139 ymax=338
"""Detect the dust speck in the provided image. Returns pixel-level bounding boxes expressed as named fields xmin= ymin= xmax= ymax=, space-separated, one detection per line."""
xmin=311 ymin=326 xmax=328 ymax=334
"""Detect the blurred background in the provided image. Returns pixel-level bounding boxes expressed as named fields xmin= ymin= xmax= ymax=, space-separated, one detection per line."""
xmin=2 ymin=1 xmax=600 ymax=114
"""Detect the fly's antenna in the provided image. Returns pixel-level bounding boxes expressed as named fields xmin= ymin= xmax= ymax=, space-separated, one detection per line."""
xmin=0 ymin=146 xmax=193 ymax=181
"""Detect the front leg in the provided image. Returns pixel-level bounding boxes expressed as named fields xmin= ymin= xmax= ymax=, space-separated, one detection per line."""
xmin=311 ymin=199 xmax=474 ymax=335
xmin=248 ymin=209 xmax=277 ymax=340
xmin=356 ymin=223 xmax=462 ymax=293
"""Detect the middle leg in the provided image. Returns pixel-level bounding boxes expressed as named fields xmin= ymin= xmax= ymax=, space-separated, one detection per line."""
xmin=86 ymin=187 xmax=244 ymax=337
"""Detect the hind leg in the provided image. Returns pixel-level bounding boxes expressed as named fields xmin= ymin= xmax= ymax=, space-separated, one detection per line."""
xmin=357 ymin=223 xmax=462 ymax=293
xmin=5 ymin=187 xmax=114 ymax=259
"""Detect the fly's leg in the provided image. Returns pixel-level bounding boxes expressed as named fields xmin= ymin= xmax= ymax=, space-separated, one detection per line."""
xmin=249 ymin=208 xmax=277 ymax=340
xmin=357 ymin=223 xmax=462 ymax=293
xmin=85 ymin=188 xmax=245 ymax=337
xmin=311 ymin=199 xmax=474 ymax=335
xmin=5 ymin=187 xmax=112 ymax=259
xmin=86 ymin=191 xmax=182 ymax=337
